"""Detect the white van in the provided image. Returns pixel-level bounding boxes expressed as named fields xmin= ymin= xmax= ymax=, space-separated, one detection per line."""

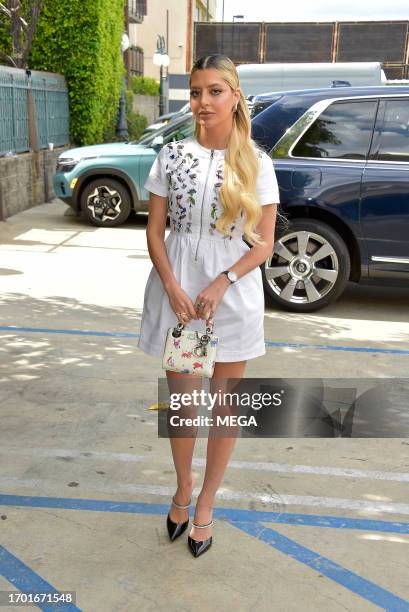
xmin=237 ymin=62 xmax=387 ymax=97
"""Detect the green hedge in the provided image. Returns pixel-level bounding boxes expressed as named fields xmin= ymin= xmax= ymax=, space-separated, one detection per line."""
xmin=131 ymin=75 xmax=160 ymax=96
xmin=0 ymin=0 xmax=126 ymax=146
xmin=102 ymin=91 xmax=148 ymax=143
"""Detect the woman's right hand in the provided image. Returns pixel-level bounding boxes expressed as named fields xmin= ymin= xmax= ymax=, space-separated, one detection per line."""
xmin=166 ymin=283 xmax=198 ymax=324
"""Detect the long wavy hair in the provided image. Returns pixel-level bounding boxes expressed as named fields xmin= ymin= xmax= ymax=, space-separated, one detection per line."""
xmin=189 ymin=54 xmax=284 ymax=246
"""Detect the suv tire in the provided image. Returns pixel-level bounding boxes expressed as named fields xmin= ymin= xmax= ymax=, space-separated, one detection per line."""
xmin=262 ymin=218 xmax=351 ymax=312
xmin=80 ymin=178 xmax=132 ymax=227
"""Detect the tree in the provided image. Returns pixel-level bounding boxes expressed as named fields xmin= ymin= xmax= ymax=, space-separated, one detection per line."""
xmin=0 ymin=0 xmax=43 ymax=68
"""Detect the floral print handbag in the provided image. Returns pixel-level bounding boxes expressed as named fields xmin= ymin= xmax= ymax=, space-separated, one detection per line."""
xmin=162 ymin=316 xmax=219 ymax=378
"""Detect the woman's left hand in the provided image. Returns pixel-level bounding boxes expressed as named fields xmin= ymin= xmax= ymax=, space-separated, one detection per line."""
xmin=194 ymin=275 xmax=230 ymax=320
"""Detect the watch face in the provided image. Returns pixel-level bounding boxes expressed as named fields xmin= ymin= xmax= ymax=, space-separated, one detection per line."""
xmin=227 ymin=271 xmax=238 ymax=283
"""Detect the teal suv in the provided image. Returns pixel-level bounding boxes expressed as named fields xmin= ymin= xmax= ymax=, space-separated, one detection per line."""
xmin=53 ymin=115 xmax=194 ymax=226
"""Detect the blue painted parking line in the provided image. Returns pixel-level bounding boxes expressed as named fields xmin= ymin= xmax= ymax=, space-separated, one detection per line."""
xmin=1 ymin=494 xmax=408 ymax=609
xmin=1 ymin=494 xmax=409 ymax=534
xmin=0 ymin=325 xmax=137 ymax=338
xmin=233 ymin=521 xmax=409 ymax=611
xmin=0 ymin=546 xmax=81 ymax=611
xmin=264 ymin=339 xmax=409 ymax=355
xmin=1 ymin=325 xmax=409 ymax=355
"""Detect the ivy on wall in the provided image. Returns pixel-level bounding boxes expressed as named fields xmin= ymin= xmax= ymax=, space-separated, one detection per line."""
xmin=1 ymin=0 xmax=126 ymax=146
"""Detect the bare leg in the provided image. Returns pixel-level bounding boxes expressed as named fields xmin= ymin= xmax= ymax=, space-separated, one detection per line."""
xmin=166 ymin=370 xmax=203 ymax=523
xmin=189 ymin=360 xmax=247 ymax=541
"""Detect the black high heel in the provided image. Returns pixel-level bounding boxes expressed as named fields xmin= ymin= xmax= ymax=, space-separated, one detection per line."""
xmin=166 ymin=495 xmax=191 ymax=541
xmin=187 ymin=520 xmax=213 ymax=557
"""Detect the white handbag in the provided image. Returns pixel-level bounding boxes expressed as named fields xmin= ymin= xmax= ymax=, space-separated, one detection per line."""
xmin=162 ymin=317 xmax=219 ymax=378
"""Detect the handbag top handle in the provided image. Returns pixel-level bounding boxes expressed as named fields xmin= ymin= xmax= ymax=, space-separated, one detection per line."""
xmin=172 ymin=314 xmax=215 ymax=339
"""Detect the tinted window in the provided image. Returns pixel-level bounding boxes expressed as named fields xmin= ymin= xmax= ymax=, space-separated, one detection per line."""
xmin=164 ymin=119 xmax=194 ymax=144
xmin=137 ymin=117 xmax=193 ymax=146
xmin=292 ymin=100 xmax=377 ymax=159
xmin=376 ymin=99 xmax=409 ymax=162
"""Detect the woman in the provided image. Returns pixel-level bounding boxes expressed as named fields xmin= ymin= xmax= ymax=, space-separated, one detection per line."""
xmin=138 ymin=54 xmax=281 ymax=557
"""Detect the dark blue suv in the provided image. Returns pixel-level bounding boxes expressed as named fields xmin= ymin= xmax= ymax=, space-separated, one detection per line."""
xmin=251 ymin=86 xmax=409 ymax=312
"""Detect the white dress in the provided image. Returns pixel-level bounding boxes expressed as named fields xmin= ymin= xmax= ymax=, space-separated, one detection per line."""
xmin=137 ymin=135 xmax=280 ymax=362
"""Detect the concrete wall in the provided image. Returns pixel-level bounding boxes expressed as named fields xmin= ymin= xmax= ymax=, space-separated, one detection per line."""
xmin=0 ymin=147 xmax=70 ymax=220
xmin=132 ymin=94 xmax=160 ymax=124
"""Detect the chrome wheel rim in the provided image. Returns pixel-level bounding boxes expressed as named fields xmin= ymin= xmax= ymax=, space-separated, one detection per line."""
xmin=86 ymin=185 xmax=122 ymax=222
xmin=264 ymin=230 xmax=339 ymax=305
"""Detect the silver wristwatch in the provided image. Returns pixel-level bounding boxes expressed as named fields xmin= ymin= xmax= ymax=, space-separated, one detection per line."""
xmin=221 ymin=270 xmax=238 ymax=284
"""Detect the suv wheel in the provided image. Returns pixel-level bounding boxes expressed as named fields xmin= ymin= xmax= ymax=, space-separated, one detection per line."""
xmin=262 ymin=219 xmax=351 ymax=312
xmin=80 ymin=178 xmax=131 ymax=227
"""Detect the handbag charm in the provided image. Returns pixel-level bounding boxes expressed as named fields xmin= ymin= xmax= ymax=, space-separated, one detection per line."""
xmin=162 ymin=316 xmax=219 ymax=378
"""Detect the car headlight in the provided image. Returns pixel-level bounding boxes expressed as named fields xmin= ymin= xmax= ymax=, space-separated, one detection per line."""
xmin=56 ymin=157 xmax=78 ymax=173
xmin=56 ymin=156 xmax=97 ymax=173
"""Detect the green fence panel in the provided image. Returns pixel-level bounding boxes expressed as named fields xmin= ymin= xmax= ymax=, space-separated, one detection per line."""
xmin=0 ymin=66 xmax=69 ymax=155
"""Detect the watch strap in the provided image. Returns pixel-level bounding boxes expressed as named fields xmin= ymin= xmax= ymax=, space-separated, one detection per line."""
xmin=221 ymin=270 xmax=234 ymax=283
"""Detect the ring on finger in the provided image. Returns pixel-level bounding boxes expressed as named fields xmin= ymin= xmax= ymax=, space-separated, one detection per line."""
xmin=196 ymin=302 xmax=205 ymax=310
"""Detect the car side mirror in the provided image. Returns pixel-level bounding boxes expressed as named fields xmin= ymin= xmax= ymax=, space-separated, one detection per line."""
xmin=151 ymin=135 xmax=164 ymax=149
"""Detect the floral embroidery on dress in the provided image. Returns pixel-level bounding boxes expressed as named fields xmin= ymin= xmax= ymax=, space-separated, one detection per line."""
xmin=208 ymin=162 xmax=224 ymax=236
xmin=158 ymin=140 xmax=265 ymax=237
xmin=165 ymin=142 xmax=200 ymax=233
xmin=207 ymin=160 xmax=243 ymax=241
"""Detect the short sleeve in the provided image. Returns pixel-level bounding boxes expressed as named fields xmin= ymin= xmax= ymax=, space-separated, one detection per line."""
xmin=256 ymin=152 xmax=280 ymax=206
xmin=143 ymin=146 xmax=168 ymax=197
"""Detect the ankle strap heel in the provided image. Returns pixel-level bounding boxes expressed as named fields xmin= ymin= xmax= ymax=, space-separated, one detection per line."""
xmin=171 ymin=495 xmax=191 ymax=510
xmin=192 ymin=520 xmax=213 ymax=528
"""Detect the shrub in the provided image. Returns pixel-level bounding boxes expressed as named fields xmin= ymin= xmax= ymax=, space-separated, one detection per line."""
xmin=27 ymin=0 xmax=125 ymax=146
xmin=102 ymin=90 xmax=148 ymax=143
xmin=131 ymin=75 xmax=160 ymax=96
xmin=125 ymin=89 xmax=148 ymax=141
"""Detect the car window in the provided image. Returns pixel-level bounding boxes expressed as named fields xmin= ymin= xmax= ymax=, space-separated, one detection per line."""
xmin=163 ymin=119 xmax=194 ymax=144
xmin=135 ymin=117 xmax=193 ymax=146
xmin=292 ymin=100 xmax=378 ymax=160
xmin=376 ymin=99 xmax=409 ymax=162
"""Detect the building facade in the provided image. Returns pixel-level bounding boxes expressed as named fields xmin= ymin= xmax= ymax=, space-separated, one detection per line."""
xmin=130 ymin=0 xmax=217 ymax=112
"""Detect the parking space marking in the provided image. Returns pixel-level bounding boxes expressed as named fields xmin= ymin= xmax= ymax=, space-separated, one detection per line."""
xmin=1 ymin=480 xmax=409 ymax=515
xmin=264 ymin=339 xmax=409 ymax=355
xmin=1 ymin=495 xmax=408 ymax=610
xmin=0 ymin=325 xmax=137 ymax=338
xmin=3 ymin=446 xmax=409 ymax=482
xmin=1 ymin=447 xmax=147 ymax=463
xmin=1 ymin=325 xmax=409 ymax=355
xmin=196 ymin=457 xmax=409 ymax=482
xmin=1 ymin=479 xmax=409 ymax=515
xmin=0 ymin=545 xmax=81 ymax=611
xmin=1 ymin=494 xmax=409 ymax=533
xmin=233 ymin=521 xmax=409 ymax=611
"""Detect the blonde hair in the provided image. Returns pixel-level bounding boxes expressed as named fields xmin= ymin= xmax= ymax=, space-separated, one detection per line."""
xmin=190 ymin=54 xmax=271 ymax=246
